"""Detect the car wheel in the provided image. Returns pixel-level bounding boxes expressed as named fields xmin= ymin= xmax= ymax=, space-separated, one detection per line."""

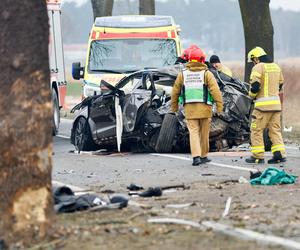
xmin=52 ymin=90 xmax=60 ymax=136
xmin=263 ymin=128 xmax=272 ymax=152
xmin=73 ymin=117 xmax=96 ymax=151
xmin=155 ymin=113 xmax=178 ymax=153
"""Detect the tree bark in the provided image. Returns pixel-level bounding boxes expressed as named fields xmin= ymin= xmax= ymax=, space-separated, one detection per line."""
xmin=139 ymin=0 xmax=155 ymax=15
xmin=239 ymin=0 xmax=274 ymax=82
xmin=0 ymin=1 xmax=53 ymax=246
xmin=91 ymin=0 xmax=114 ymax=19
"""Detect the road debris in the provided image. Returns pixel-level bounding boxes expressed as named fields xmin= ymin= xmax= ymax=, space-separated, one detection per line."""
xmin=250 ymin=167 xmax=298 ymax=185
xmin=89 ymin=203 xmax=124 ymax=212
xmin=147 ymin=215 xmax=300 ymax=249
xmin=250 ymin=170 xmax=262 ymax=180
xmin=52 ymin=185 xmax=131 ymax=213
xmin=238 ymin=176 xmax=249 ymax=184
xmin=284 ymin=126 xmax=293 ymax=132
xmin=222 ymin=197 xmax=232 ymax=217
xmin=127 ymin=183 xmax=144 ymax=191
xmin=128 ymin=184 xmax=188 ymax=197
xmin=148 ymin=218 xmax=204 ymax=230
xmin=202 ymin=221 xmax=300 ymax=250
xmin=165 ymin=202 xmax=196 ymax=209
xmin=110 ymin=195 xmax=129 ymax=208
xmin=201 ymin=173 xmax=215 ymax=176
xmin=139 ymin=187 xmax=162 ymax=197
xmin=161 ymin=184 xmax=188 ymax=190
xmin=57 ymin=169 xmax=75 ymax=174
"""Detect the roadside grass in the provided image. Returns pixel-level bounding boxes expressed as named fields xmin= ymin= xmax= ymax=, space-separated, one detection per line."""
xmin=67 ymin=81 xmax=82 ymax=96
xmin=228 ymin=60 xmax=300 ymax=133
xmin=66 ymin=76 xmax=82 ymax=96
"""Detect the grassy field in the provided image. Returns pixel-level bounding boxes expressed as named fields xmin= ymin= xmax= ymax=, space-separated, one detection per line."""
xmin=228 ymin=59 xmax=300 ymax=130
xmin=66 ymin=75 xmax=82 ymax=97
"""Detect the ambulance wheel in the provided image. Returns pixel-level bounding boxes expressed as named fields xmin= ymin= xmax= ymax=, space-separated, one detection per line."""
xmin=155 ymin=113 xmax=178 ymax=153
xmin=52 ymin=90 xmax=60 ymax=136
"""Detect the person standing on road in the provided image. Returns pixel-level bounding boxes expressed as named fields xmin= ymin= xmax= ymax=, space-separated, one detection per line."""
xmin=245 ymin=46 xmax=286 ymax=164
xmin=209 ymin=55 xmax=233 ymax=77
xmin=171 ymin=47 xmax=223 ymax=166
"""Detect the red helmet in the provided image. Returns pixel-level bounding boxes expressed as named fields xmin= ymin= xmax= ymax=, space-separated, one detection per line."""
xmin=180 ymin=48 xmax=190 ymax=61
xmin=181 ymin=44 xmax=200 ymax=61
xmin=188 ymin=48 xmax=206 ymax=63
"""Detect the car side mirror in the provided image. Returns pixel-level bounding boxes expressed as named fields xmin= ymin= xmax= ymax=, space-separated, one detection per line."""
xmin=72 ymin=62 xmax=84 ymax=80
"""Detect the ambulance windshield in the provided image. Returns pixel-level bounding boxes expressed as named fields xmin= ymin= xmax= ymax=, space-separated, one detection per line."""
xmin=88 ymin=39 xmax=177 ymax=73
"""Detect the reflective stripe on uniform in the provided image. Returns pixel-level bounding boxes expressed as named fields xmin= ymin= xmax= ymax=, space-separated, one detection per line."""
xmin=255 ymin=100 xmax=281 ymax=107
xmin=249 ymin=91 xmax=257 ymax=98
xmin=264 ymin=64 xmax=281 ymax=73
xmin=254 ymin=96 xmax=281 ymax=108
xmin=250 ymin=71 xmax=262 ymax=80
xmin=264 ymin=72 xmax=269 ymax=97
xmin=271 ymin=144 xmax=285 ymax=153
xmin=183 ymin=70 xmax=205 ymax=103
xmin=262 ymin=63 xmax=281 ymax=98
xmin=251 ymin=145 xmax=265 ymax=153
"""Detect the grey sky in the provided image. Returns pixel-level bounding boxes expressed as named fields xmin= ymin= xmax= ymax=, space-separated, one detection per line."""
xmin=62 ymin=0 xmax=300 ymax=11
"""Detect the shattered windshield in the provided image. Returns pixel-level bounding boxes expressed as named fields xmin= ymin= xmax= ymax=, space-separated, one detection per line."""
xmin=88 ymin=39 xmax=178 ymax=73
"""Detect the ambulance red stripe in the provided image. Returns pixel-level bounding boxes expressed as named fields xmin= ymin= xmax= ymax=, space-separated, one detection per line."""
xmin=96 ymin=31 xmax=172 ymax=39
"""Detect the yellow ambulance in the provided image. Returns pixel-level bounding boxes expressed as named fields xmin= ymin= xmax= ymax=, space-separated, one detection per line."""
xmin=72 ymin=15 xmax=182 ymax=97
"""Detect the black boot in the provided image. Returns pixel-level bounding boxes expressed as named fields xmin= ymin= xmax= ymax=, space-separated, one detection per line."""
xmin=192 ymin=156 xmax=201 ymax=166
xmin=268 ymin=151 xmax=287 ymax=164
xmin=200 ymin=157 xmax=211 ymax=164
xmin=245 ymin=156 xmax=265 ymax=164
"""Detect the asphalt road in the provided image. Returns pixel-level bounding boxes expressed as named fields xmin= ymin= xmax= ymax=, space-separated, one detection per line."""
xmin=52 ymin=119 xmax=300 ymax=249
xmin=53 ymin=119 xmax=300 ymax=191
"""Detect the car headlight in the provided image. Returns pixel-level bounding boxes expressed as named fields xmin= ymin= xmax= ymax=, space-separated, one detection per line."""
xmin=83 ymin=83 xmax=101 ymax=97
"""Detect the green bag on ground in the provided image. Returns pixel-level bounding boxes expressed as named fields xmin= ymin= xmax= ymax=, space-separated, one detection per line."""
xmin=250 ymin=167 xmax=297 ymax=185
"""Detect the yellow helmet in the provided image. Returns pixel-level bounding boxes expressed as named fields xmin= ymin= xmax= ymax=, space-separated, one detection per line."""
xmin=247 ymin=47 xmax=267 ymax=62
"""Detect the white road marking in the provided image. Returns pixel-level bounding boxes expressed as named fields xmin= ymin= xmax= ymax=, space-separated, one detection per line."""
xmin=60 ymin=118 xmax=73 ymax=124
xmin=202 ymin=221 xmax=300 ymax=250
xmin=56 ymin=134 xmax=70 ymax=139
xmin=208 ymin=161 xmax=258 ymax=172
xmin=151 ymin=153 xmax=258 ymax=172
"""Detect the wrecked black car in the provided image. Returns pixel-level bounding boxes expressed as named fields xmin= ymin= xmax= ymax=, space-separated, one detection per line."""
xmin=70 ymin=65 xmax=253 ymax=153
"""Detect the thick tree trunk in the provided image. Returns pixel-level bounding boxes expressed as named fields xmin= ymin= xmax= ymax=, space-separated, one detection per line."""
xmin=139 ymin=0 xmax=155 ymax=15
xmin=91 ymin=0 xmax=114 ymax=19
xmin=239 ymin=0 xmax=274 ymax=82
xmin=0 ymin=1 xmax=53 ymax=246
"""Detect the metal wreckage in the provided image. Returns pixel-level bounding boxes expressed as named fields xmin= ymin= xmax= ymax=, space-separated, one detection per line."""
xmin=71 ymin=64 xmax=257 ymax=153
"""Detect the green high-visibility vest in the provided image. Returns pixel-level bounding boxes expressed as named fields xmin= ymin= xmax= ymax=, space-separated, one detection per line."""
xmin=182 ymin=69 xmax=213 ymax=105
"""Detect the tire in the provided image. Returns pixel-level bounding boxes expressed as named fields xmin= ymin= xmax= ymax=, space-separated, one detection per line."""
xmin=52 ymin=90 xmax=60 ymax=136
xmin=155 ymin=113 xmax=178 ymax=153
xmin=263 ymin=128 xmax=272 ymax=152
xmin=73 ymin=117 xmax=97 ymax=151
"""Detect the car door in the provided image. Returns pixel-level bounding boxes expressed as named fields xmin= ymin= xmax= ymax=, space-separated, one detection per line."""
xmin=123 ymin=73 xmax=154 ymax=132
xmin=89 ymin=93 xmax=117 ymax=139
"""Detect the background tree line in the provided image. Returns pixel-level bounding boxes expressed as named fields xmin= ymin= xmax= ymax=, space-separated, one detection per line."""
xmin=62 ymin=0 xmax=300 ymax=59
